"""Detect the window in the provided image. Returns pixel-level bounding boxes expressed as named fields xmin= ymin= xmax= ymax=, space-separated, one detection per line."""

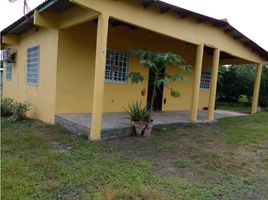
xmin=6 ymin=63 xmax=12 ymax=81
xmin=26 ymin=46 xmax=39 ymax=85
xmin=105 ymin=48 xmax=129 ymax=84
xmin=200 ymin=70 xmax=211 ymax=89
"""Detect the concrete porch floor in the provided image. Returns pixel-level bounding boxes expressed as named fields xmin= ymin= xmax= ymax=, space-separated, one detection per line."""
xmin=55 ymin=110 xmax=247 ymax=139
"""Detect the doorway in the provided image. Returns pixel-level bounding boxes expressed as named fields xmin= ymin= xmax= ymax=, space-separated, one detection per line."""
xmin=147 ymin=68 xmax=165 ymax=111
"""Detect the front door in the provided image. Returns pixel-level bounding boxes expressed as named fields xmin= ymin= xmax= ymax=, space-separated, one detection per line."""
xmin=147 ymin=68 xmax=165 ymax=111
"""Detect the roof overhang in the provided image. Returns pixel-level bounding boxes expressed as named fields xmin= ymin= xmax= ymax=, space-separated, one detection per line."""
xmin=139 ymin=0 xmax=268 ymax=61
xmin=1 ymin=0 xmax=268 ymax=61
xmin=1 ymin=0 xmax=74 ymax=35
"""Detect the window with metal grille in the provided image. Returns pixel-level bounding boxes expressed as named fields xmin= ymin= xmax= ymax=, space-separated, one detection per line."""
xmin=6 ymin=63 xmax=12 ymax=81
xmin=105 ymin=48 xmax=129 ymax=84
xmin=26 ymin=46 xmax=39 ymax=85
xmin=200 ymin=70 xmax=211 ymax=89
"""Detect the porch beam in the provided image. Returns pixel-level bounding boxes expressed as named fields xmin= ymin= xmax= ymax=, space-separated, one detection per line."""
xmin=190 ymin=44 xmax=204 ymax=121
xmin=208 ymin=48 xmax=220 ymax=120
xmin=251 ymin=63 xmax=263 ymax=114
xmin=34 ymin=10 xmax=59 ymax=29
xmin=59 ymin=6 xmax=99 ymax=29
xmin=89 ymin=13 xmax=109 ymax=140
xmin=2 ymin=34 xmax=20 ymax=45
xmin=70 ymin=0 xmax=264 ymax=63
xmin=34 ymin=7 xmax=99 ymax=30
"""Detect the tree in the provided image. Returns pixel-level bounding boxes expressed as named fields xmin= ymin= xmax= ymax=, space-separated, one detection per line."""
xmin=128 ymin=50 xmax=192 ymax=122
xmin=217 ymin=64 xmax=268 ymax=107
xmin=259 ymin=63 xmax=268 ymax=107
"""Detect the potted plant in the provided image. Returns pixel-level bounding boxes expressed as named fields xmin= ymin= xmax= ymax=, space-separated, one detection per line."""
xmin=126 ymin=101 xmax=150 ymax=135
xmin=128 ymin=50 xmax=192 ymax=136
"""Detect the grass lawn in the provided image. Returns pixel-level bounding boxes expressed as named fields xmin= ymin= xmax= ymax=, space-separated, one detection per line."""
xmin=1 ymin=112 xmax=268 ymax=200
xmin=216 ymin=101 xmax=252 ymax=113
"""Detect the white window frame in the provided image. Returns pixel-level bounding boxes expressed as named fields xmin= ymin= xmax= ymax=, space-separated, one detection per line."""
xmin=6 ymin=63 xmax=12 ymax=81
xmin=200 ymin=69 xmax=211 ymax=90
xmin=105 ymin=48 xmax=129 ymax=84
xmin=26 ymin=45 xmax=39 ymax=85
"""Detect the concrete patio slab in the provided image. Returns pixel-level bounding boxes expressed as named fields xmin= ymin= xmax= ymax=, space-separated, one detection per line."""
xmin=55 ymin=110 xmax=247 ymax=139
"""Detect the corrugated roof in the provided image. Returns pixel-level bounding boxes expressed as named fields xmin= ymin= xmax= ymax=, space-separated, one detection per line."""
xmin=1 ymin=0 xmax=268 ymax=60
xmin=140 ymin=0 xmax=268 ymax=60
xmin=1 ymin=0 xmax=73 ymax=34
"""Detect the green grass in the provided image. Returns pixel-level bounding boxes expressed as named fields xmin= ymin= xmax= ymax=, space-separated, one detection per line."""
xmin=216 ymin=101 xmax=251 ymax=113
xmin=1 ymin=112 xmax=268 ymax=200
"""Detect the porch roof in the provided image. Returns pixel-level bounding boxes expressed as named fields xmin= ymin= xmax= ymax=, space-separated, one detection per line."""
xmin=1 ymin=0 xmax=268 ymax=60
xmin=141 ymin=0 xmax=268 ymax=60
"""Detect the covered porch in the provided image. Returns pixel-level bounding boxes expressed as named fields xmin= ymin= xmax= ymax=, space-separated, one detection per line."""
xmin=36 ymin=0 xmax=265 ymax=140
xmin=55 ymin=110 xmax=247 ymax=140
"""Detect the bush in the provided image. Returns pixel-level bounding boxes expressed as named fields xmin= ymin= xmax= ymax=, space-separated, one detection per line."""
xmin=238 ymin=95 xmax=249 ymax=103
xmin=1 ymin=97 xmax=14 ymax=116
xmin=9 ymin=102 xmax=31 ymax=122
xmin=1 ymin=97 xmax=31 ymax=121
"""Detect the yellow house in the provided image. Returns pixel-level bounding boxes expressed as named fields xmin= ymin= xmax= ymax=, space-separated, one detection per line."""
xmin=1 ymin=0 xmax=267 ymax=140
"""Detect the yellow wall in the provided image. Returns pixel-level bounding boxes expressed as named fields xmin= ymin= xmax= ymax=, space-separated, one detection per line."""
xmin=55 ymin=21 xmax=211 ymax=114
xmin=55 ymin=22 xmax=148 ymax=114
xmin=3 ymin=28 xmax=58 ymax=123
xmin=73 ymin=0 xmax=265 ymax=64
xmin=55 ymin=22 xmax=96 ymax=114
xmin=2 ymin=0 xmax=266 ymax=124
xmin=3 ymin=21 xmax=215 ymax=124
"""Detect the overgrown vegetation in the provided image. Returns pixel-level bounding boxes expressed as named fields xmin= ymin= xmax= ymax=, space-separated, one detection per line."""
xmin=217 ymin=63 xmax=268 ymax=107
xmin=1 ymin=97 xmax=31 ymax=121
xmin=1 ymin=97 xmax=14 ymax=116
xmin=2 ymin=112 xmax=268 ymax=199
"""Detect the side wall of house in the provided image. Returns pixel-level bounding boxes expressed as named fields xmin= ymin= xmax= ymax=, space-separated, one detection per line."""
xmin=55 ymin=21 xmax=210 ymax=114
xmin=3 ymin=28 xmax=58 ymax=123
xmin=55 ymin=23 xmax=96 ymax=114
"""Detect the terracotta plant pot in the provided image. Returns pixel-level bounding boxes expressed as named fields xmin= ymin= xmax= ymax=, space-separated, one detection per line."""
xmin=132 ymin=122 xmax=145 ymax=136
xmin=143 ymin=122 xmax=153 ymax=137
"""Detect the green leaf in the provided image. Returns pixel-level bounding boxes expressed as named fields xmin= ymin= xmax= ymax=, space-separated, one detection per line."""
xmin=166 ymin=74 xmax=186 ymax=81
xmin=178 ymin=64 xmax=192 ymax=72
xmin=170 ymin=90 xmax=181 ymax=97
xmin=128 ymin=72 xmax=144 ymax=84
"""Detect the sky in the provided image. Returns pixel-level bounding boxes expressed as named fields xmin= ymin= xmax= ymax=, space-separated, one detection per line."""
xmin=0 ymin=0 xmax=267 ymax=51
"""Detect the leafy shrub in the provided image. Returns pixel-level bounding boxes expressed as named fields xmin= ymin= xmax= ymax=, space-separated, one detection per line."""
xmin=9 ymin=102 xmax=31 ymax=122
xmin=238 ymin=95 xmax=249 ymax=103
xmin=126 ymin=101 xmax=150 ymax=124
xmin=1 ymin=97 xmax=14 ymax=116
xmin=1 ymin=97 xmax=31 ymax=121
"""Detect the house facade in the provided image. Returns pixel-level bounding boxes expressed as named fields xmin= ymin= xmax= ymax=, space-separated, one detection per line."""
xmin=1 ymin=0 xmax=267 ymax=140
